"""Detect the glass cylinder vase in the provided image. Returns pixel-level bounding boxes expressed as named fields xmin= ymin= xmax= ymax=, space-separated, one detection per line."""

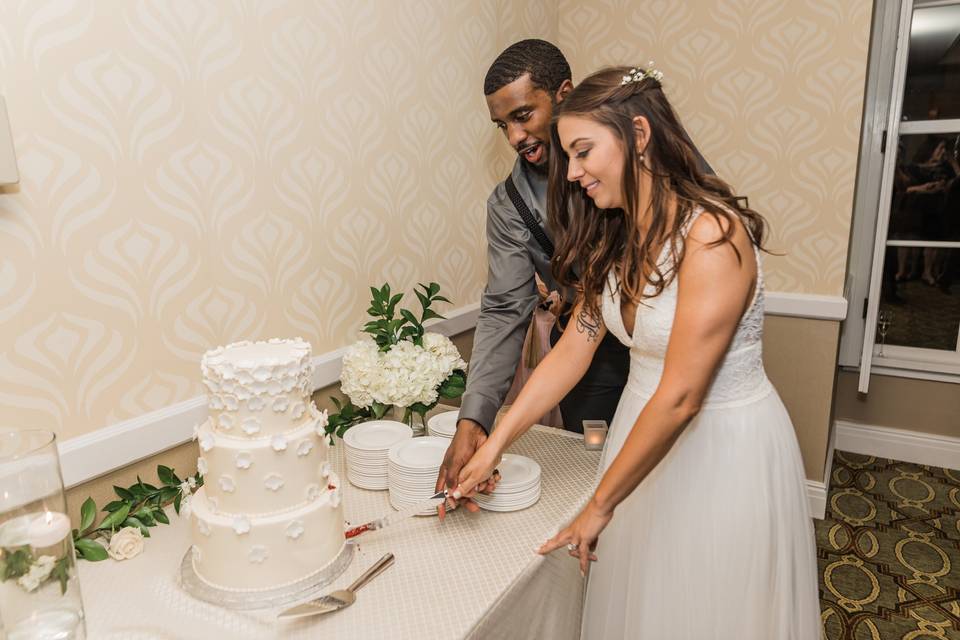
xmin=0 ymin=429 xmax=86 ymax=640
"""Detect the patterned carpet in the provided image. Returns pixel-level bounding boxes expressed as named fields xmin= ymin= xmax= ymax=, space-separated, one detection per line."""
xmin=818 ymin=451 xmax=960 ymax=639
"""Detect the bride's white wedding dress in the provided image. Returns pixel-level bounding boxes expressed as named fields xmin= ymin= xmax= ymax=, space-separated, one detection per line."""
xmin=582 ymin=210 xmax=821 ymax=639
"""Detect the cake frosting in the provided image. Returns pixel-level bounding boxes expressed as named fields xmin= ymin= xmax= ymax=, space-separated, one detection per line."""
xmin=188 ymin=338 xmax=345 ymax=592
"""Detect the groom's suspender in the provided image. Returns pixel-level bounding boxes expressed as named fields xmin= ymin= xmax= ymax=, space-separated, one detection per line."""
xmin=504 ymin=175 xmax=555 ymax=258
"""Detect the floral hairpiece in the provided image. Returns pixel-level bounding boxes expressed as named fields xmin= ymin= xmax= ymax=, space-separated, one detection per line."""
xmin=621 ymin=61 xmax=664 ymax=86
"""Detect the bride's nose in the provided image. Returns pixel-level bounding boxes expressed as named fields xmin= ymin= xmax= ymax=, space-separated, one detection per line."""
xmin=567 ymin=158 xmax=584 ymax=182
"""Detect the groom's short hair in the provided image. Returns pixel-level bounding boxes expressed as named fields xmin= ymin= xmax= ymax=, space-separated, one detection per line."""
xmin=483 ymin=39 xmax=571 ymax=96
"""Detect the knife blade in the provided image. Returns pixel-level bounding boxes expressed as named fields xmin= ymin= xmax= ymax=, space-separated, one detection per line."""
xmin=344 ymin=490 xmax=449 ymax=539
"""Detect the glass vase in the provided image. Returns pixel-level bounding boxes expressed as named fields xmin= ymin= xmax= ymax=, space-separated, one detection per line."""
xmin=0 ymin=429 xmax=86 ymax=640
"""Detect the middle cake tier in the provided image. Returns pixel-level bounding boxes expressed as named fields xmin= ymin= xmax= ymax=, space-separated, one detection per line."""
xmin=197 ymin=416 xmax=331 ymax=516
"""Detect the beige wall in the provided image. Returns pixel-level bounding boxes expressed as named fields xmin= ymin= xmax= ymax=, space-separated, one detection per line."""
xmin=834 ymin=371 xmax=960 ymax=438
xmin=763 ymin=317 xmax=840 ymax=481
xmin=0 ymin=1 xmax=555 ymax=441
xmin=558 ymin=0 xmax=872 ymax=295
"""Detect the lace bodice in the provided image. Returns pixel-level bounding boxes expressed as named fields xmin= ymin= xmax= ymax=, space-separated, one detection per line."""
xmin=601 ymin=209 xmax=771 ymax=408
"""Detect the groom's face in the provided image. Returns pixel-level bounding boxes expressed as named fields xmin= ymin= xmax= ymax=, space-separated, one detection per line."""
xmin=486 ymin=74 xmax=557 ymax=168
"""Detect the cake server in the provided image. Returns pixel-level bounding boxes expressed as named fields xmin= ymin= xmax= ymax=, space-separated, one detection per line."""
xmin=277 ymin=553 xmax=394 ymax=620
xmin=344 ymin=489 xmax=449 ymax=539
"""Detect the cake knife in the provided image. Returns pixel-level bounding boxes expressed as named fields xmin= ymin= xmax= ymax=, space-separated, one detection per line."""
xmin=344 ymin=489 xmax=450 ymax=539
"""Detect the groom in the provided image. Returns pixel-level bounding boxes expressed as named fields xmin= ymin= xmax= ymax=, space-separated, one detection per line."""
xmin=436 ymin=40 xmax=631 ymax=512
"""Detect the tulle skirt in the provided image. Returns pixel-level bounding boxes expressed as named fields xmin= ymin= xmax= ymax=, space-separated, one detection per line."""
xmin=581 ymin=385 xmax=821 ymax=640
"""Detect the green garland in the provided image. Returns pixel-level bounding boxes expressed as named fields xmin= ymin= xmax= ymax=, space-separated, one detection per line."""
xmin=71 ymin=464 xmax=203 ymax=561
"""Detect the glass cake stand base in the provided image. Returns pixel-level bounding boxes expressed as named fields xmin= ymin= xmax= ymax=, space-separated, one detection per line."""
xmin=178 ymin=541 xmax=355 ymax=610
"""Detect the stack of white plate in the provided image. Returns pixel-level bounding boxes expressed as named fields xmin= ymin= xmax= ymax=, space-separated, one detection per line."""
xmin=343 ymin=420 xmax=412 ymax=490
xmin=387 ymin=436 xmax=449 ymax=515
xmin=474 ymin=454 xmax=541 ymax=512
xmin=426 ymin=410 xmax=458 ymax=439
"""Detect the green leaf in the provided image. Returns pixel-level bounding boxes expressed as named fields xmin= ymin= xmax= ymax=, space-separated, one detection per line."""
xmin=123 ymin=517 xmax=150 ymax=537
xmin=369 ymin=286 xmax=381 ymax=304
xmin=1 ymin=547 xmax=33 ymax=580
xmin=371 ymin=402 xmax=390 ymax=419
xmin=421 ymin=309 xmax=443 ymax=322
xmin=439 ymin=371 xmax=467 ymax=398
xmin=102 ymin=500 xmax=127 ymax=513
xmin=153 ymin=509 xmax=170 ymax=525
xmin=97 ymin=504 xmax=130 ymax=531
xmin=415 ymin=289 xmax=430 ymax=309
xmin=51 ymin=555 xmax=71 ymax=594
xmin=157 ymin=465 xmax=177 ymax=486
xmin=330 ymin=396 xmax=343 ymax=410
xmin=174 ymin=493 xmax=182 ymax=515
xmin=159 ymin=487 xmax=179 ymax=503
xmin=113 ymin=485 xmax=135 ymax=501
xmin=399 ymin=308 xmax=419 ymax=327
xmin=433 ymin=295 xmax=451 ymax=304
xmin=428 ymin=282 xmax=440 ymax=296
xmin=79 ymin=498 xmax=96 ymax=534
xmin=74 ymin=538 xmax=108 ymax=561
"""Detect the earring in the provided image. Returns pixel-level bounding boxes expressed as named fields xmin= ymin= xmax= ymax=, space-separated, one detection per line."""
xmin=639 ymin=152 xmax=645 ymax=162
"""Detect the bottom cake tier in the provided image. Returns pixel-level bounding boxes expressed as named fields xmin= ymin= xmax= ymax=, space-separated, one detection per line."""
xmin=189 ymin=473 xmax=345 ymax=592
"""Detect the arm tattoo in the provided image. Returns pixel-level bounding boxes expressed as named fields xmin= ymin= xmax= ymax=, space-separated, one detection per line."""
xmin=575 ymin=309 xmax=601 ymax=343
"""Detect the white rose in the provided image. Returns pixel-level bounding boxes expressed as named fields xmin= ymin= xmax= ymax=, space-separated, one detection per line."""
xmin=16 ymin=555 xmax=56 ymax=592
xmin=108 ymin=526 xmax=144 ymax=561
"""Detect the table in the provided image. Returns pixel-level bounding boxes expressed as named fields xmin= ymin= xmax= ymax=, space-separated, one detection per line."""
xmin=77 ymin=425 xmax=601 ymax=639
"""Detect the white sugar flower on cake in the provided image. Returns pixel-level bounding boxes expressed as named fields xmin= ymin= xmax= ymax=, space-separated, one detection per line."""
xmin=306 ymin=484 xmax=320 ymax=501
xmin=264 ymin=473 xmax=285 ymax=492
xmin=290 ymin=401 xmax=306 ymax=420
xmin=199 ymin=432 xmax=214 ymax=452
xmin=272 ymin=397 xmax=290 ymax=412
xmin=296 ymin=440 xmax=313 ymax=457
xmin=223 ymin=394 xmax=239 ymax=410
xmin=271 ymin=434 xmax=287 ymax=451
xmin=218 ymin=413 xmax=234 ymax=430
xmin=248 ymin=545 xmax=269 ymax=564
xmin=196 ymin=519 xmax=211 ymax=537
xmin=235 ymin=451 xmax=253 ymax=469
xmin=241 ymin=417 xmax=261 ymax=435
xmin=320 ymin=461 xmax=331 ymax=478
xmin=232 ymin=516 xmax=251 ymax=535
xmin=247 ymin=396 xmax=265 ymax=411
xmin=218 ymin=475 xmax=236 ymax=493
xmin=285 ymin=520 xmax=305 ymax=540
xmin=197 ymin=457 xmax=208 ymax=474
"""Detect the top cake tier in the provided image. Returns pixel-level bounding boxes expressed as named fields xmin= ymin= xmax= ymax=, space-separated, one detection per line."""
xmin=202 ymin=338 xmax=315 ymax=438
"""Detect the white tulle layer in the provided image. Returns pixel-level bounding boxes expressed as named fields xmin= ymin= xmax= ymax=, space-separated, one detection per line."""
xmin=582 ymin=386 xmax=821 ymax=640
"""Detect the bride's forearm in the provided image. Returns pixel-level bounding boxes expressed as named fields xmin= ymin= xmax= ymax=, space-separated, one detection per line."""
xmin=591 ymin=394 xmax=694 ymax=514
xmin=489 ymin=339 xmax=593 ymax=453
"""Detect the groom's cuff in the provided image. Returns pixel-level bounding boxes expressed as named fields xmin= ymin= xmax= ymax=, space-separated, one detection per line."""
xmin=457 ymin=395 xmax=499 ymax=436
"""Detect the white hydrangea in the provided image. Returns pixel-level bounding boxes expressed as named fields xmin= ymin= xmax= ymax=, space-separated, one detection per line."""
xmin=339 ymin=337 xmax=381 ymax=408
xmin=339 ymin=333 xmax=465 ymax=411
xmin=422 ymin=333 xmax=467 ymax=378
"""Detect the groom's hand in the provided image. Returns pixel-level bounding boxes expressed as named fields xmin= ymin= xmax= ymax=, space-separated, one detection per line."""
xmin=436 ymin=419 xmax=486 ymax=520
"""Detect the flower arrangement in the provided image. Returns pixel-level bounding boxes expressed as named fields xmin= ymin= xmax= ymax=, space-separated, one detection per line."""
xmin=326 ymin=282 xmax=467 ymax=437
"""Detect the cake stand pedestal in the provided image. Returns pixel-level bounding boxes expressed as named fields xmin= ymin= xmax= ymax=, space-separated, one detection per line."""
xmin=177 ymin=540 xmax=355 ymax=610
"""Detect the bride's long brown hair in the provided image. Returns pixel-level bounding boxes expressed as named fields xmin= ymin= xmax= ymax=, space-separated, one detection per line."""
xmin=548 ymin=66 xmax=768 ymax=318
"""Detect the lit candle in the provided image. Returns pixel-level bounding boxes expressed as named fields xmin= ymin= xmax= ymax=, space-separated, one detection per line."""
xmin=26 ymin=511 xmax=71 ymax=548
xmin=582 ymin=420 xmax=608 ymax=451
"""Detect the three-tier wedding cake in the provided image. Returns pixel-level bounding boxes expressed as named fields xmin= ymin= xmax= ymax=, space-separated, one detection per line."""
xmin=187 ymin=338 xmax=345 ymax=592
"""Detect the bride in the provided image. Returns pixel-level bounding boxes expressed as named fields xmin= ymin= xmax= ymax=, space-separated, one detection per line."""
xmin=454 ymin=65 xmax=821 ymax=639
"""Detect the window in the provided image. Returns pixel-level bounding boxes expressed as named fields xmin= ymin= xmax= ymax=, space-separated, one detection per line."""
xmin=841 ymin=0 xmax=960 ymax=390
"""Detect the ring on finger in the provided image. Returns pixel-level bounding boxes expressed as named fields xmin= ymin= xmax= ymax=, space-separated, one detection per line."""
xmin=566 ymin=543 xmax=579 ymax=552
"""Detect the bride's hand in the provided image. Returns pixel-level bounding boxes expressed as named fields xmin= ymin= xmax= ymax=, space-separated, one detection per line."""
xmin=537 ymin=499 xmax=613 ymax=576
xmin=453 ymin=442 xmax=502 ymax=500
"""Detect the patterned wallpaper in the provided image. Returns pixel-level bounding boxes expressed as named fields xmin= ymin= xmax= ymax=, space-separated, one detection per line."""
xmin=0 ymin=0 xmax=872 ymax=440
xmin=0 ymin=0 xmax=555 ymax=437
xmin=558 ymin=0 xmax=873 ymax=294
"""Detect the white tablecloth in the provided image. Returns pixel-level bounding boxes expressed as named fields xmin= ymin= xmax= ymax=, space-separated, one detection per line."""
xmin=77 ymin=425 xmax=601 ymax=640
